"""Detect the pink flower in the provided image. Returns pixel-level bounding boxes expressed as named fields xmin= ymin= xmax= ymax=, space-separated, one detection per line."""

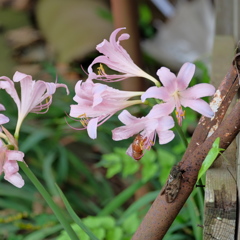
xmin=88 ymin=28 xmax=159 ymax=86
xmin=0 ymin=104 xmax=9 ymax=125
xmin=70 ymin=78 xmax=143 ymax=139
xmin=112 ymin=103 xmax=175 ymax=159
xmin=0 ymin=139 xmax=24 ymax=188
xmin=141 ymin=62 xmax=215 ymax=125
xmin=0 ymin=71 xmax=69 ymax=137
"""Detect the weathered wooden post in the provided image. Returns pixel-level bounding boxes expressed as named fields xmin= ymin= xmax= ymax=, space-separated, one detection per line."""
xmin=203 ymin=1 xmax=240 ymax=239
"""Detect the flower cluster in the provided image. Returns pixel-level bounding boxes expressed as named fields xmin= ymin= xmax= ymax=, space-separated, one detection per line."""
xmin=0 ymin=72 xmax=68 ymax=187
xmin=70 ymin=27 xmax=215 ymax=160
xmin=0 ymin=27 xmax=216 ymax=187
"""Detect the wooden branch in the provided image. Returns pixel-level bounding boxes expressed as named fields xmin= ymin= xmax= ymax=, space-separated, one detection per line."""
xmin=132 ymin=55 xmax=240 ymax=240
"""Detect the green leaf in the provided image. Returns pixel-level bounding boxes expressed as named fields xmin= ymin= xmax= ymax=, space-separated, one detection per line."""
xmin=197 ymin=137 xmax=224 ymax=181
xmin=83 ymin=216 xmax=115 ymax=229
xmin=55 ymin=184 xmax=99 ymax=240
xmin=186 ymin=196 xmax=202 ymax=240
xmin=122 ymin=213 xmax=140 ymax=234
xmin=106 ymin=227 xmax=123 ymax=240
xmin=99 ymin=148 xmax=139 ymax=178
xmin=25 ymin=224 xmax=62 ymax=240
xmin=98 ymin=180 xmax=144 ymax=216
xmin=20 ymin=129 xmax=52 ymax=153
xmin=157 ymin=149 xmax=176 ymax=185
xmin=141 ymin=163 xmax=158 ymax=182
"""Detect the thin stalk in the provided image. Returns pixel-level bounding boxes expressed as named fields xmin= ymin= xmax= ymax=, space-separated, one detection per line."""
xmin=19 ymin=162 xmax=79 ymax=240
xmin=172 ymin=113 xmax=188 ymax=149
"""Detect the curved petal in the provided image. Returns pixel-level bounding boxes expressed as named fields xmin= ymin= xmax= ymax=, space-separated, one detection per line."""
xmin=0 ymin=114 xmax=9 ymax=125
xmin=92 ymin=84 xmax=107 ymax=107
xmin=157 ymin=116 xmax=175 ymax=131
xmin=74 ymin=80 xmax=83 ymax=96
xmin=54 ymin=83 xmax=69 ymax=95
xmin=87 ymin=118 xmax=99 ymax=139
xmin=181 ymin=98 xmax=214 ymax=118
xmin=0 ymin=104 xmax=5 ymax=111
xmin=181 ymin=83 xmax=215 ymax=99
xmin=156 ymin=67 xmax=177 ymax=88
xmin=13 ymin=71 xmax=32 ymax=82
xmin=157 ymin=130 xmax=175 ymax=144
xmin=118 ymin=33 xmax=130 ymax=42
xmin=141 ymin=86 xmax=170 ymax=102
xmin=0 ymin=76 xmax=20 ymax=109
xmin=118 ymin=110 xmax=138 ymax=125
xmin=147 ymin=102 xmax=175 ymax=118
xmin=109 ymin=27 xmax=126 ymax=44
xmin=177 ymin=62 xmax=195 ymax=91
xmin=4 ymin=172 xmax=24 ymax=188
xmin=126 ymin=144 xmax=134 ymax=159
xmin=112 ymin=123 xmax=144 ymax=141
xmin=3 ymin=160 xmax=19 ymax=175
xmin=7 ymin=150 xmax=24 ymax=161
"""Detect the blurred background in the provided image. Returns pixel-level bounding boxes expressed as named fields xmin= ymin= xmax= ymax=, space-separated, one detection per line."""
xmin=0 ymin=0 xmax=232 ymax=239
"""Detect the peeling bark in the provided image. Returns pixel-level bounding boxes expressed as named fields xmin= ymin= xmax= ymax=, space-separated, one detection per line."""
xmin=132 ymin=54 xmax=240 ymax=240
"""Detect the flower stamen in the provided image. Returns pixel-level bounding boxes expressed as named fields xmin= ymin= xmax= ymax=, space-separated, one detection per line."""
xmin=77 ymin=113 xmax=89 ymax=127
xmin=97 ymin=64 xmax=107 ymax=76
xmin=175 ymin=108 xmax=185 ymax=125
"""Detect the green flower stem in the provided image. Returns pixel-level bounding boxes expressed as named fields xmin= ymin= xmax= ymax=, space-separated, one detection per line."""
xmin=145 ymin=73 xmax=161 ymax=87
xmin=172 ymin=114 xmax=188 ymax=149
xmin=19 ymin=162 xmax=79 ymax=240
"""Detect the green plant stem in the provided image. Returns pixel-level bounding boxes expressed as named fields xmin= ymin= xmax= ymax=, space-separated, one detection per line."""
xmin=19 ymin=162 xmax=79 ymax=240
xmin=172 ymin=114 xmax=188 ymax=149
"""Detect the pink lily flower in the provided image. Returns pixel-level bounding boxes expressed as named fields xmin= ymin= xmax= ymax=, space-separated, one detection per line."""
xmin=141 ymin=62 xmax=215 ymax=125
xmin=0 ymin=139 xmax=24 ymax=188
xmin=69 ymin=78 xmax=143 ymax=139
xmin=0 ymin=104 xmax=10 ymax=125
xmin=0 ymin=71 xmax=69 ymax=137
xmin=112 ymin=103 xmax=175 ymax=160
xmin=88 ymin=27 xmax=159 ymax=86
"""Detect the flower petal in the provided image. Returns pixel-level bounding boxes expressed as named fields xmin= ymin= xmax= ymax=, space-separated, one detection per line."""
xmin=0 ymin=114 xmax=9 ymax=124
xmin=157 ymin=116 xmax=175 ymax=131
xmin=156 ymin=67 xmax=177 ymax=88
xmin=3 ymin=159 xmax=19 ymax=175
xmin=92 ymin=84 xmax=107 ymax=107
xmin=4 ymin=172 xmax=24 ymax=188
xmin=87 ymin=118 xmax=99 ymax=139
xmin=13 ymin=71 xmax=32 ymax=82
xmin=181 ymin=83 xmax=215 ymax=99
xmin=7 ymin=150 xmax=24 ymax=161
xmin=177 ymin=62 xmax=195 ymax=90
xmin=147 ymin=103 xmax=175 ymax=118
xmin=0 ymin=104 xmax=5 ymax=111
xmin=157 ymin=130 xmax=175 ymax=144
xmin=181 ymin=98 xmax=214 ymax=118
xmin=141 ymin=86 xmax=171 ymax=102
xmin=0 ymin=76 xmax=20 ymax=109
xmin=112 ymin=123 xmax=145 ymax=141
xmin=117 ymin=110 xmax=139 ymax=125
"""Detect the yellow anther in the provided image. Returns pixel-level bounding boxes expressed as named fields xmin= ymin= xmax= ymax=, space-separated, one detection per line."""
xmin=77 ymin=113 xmax=89 ymax=127
xmin=97 ymin=63 xmax=106 ymax=76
